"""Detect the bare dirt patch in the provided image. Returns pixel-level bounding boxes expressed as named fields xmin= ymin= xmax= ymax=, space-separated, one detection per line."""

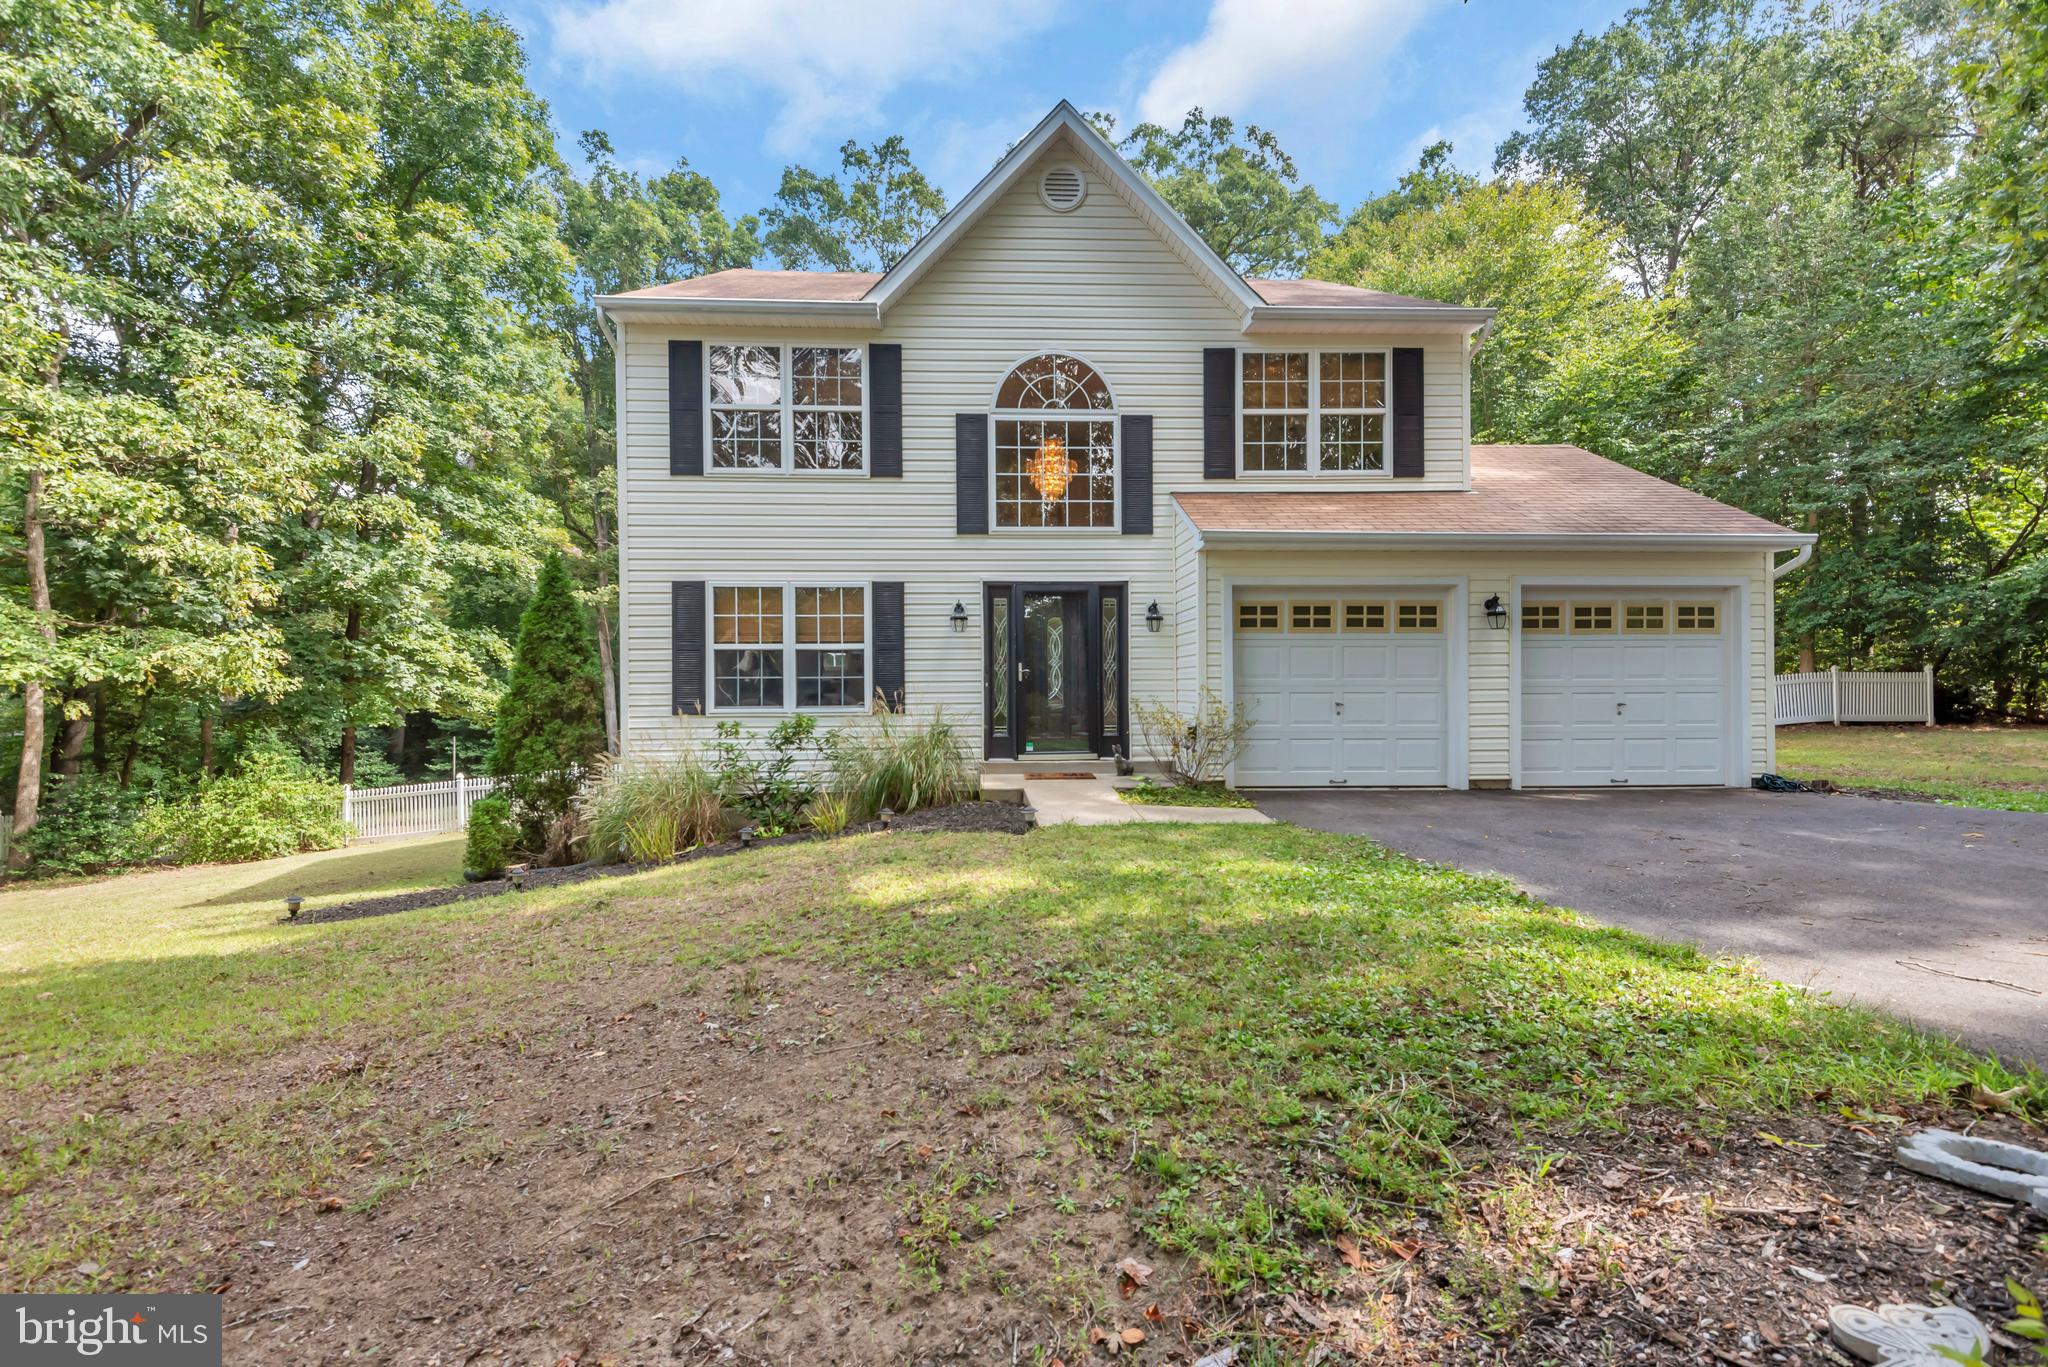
xmin=32 ymin=957 xmax=2047 ymax=1366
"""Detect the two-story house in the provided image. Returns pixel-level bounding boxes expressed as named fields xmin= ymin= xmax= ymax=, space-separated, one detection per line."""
xmin=596 ymin=103 xmax=1813 ymax=791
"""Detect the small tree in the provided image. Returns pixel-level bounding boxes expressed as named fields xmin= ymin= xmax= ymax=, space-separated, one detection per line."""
xmin=489 ymin=555 xmax=605 ymax=851
xmin=1134 ymin=689 xmax=1254 ymax=786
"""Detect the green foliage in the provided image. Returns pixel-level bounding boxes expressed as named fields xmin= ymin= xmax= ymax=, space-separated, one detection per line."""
xmin=136 ymin=751 xmax=349 ymax=865
xmin=489 ymin=555 xmax=604 ymax=846
xmin=18 ymin=776 xmax=146 ymax=877
xmin=1119 ymin=779 xmax=1255 ymax=809
xmin=759 ymin=136 xmax=944 ymax=271
xmin=577 ymin=753 xmax=723 ymax=863
xmin=803 ymin=790 xmax=855 ymax=836
xmin=712 ymin=716 xmax=822 ymax=835
xmin=1099 ymin=109 xmax=1336 ymax=276
xmin=1960 ymin=0 xmax=2048 ymax=345
xmin=1312 ymin=152 xmax=1687 ymax=458
xmin=462 ymin=795 xmax=516 ymax=880
xmin=1134 ymin=689 xmax=1253 ymax=786
xmin=821 ymin=710 xmax=976 ymax=822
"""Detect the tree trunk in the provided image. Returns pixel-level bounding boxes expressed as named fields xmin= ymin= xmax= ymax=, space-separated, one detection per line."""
xmin=119 ymin=694 xmax=150 ymax=787
xmin=89 ymin=685 xmax=107 ymax=771
xmin=387 ymin=716 xmax=407 ymax=764
xmin=199 ymin=707 xmax=215 ymax=777
xmin=1795 ymin=508 xmax=1820 ymax=673
xmin=54 ymin=701 xmax=88 ymax=778
xmin=10 ymin=467 xmax=56 ymax=868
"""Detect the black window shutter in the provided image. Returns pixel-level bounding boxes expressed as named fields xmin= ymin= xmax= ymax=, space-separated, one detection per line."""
xmin=671 ymin=580 xmax=705 ymax=715
xmin=868 ymin=343 xmax=902 ymax=477
xmin=1202 ymin=347 xmax=1236 ymax=479
xmin=1121 ymin=414 xmax=1153 ymax=534
xmin=955 ymin=414 xmax=988 ymax=533
xmin=871 ymin=582 xmax=906 ymax=712
xmin=669 ymin=340 xmax=703 ymax=476
xmin=1392 ymin=347 xmax=1424 ymax=479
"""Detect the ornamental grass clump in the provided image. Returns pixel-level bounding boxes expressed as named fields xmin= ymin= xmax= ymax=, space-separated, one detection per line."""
xmin=824 ymin=708 xmax=976 ymax=822
xmin=577 ymin=753 xmax=724 ymax=864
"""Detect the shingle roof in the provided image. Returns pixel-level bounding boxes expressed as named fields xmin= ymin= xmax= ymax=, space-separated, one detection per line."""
xmin=1173 ymin=445 xmax=1805 ymax=541
xmin=611 ymin=268 xmax=1468 ymax=311
xmin=611 ymin=269 xmax=882 ymax=302
xmin=1245 ymin=278 xmax=1466 ymax=310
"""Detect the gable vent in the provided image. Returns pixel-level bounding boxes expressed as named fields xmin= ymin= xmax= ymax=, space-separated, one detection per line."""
xmin=1039 ymin=163 xmax=1086 ymax=213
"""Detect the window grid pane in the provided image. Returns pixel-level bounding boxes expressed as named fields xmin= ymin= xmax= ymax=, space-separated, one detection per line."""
xmin=795 ymin=649 xmax=864 ymax=708
xmin=708 ymin=345 xmax=781 ymax=406
xmin=994 ymin=418 xmax=1116 ymax=528
xmin=1343 ymin=601 xmax=1387 ymax=632
xmin=995 ymin=354 xmax=1114 ymax=410
xmin=795 ymin=586 xmax=864 ymax=645
xmin=1572 ymin=603 xmax=1616 ymax=633
xmin=1624 ymin=604 xmax=1668 ymax=632
xmin=713 ymin=649 xmax=783 ymax=708
xmin=713 ymin=586 xmax=783 ymax=645
xmin=793 ymin=409 xmax=863 ymax=470
xmin=1319 ymin=413 xmax=1386 ymax=472
xmin=791 ymin=346 xmax=862 ymax=407
xmin=1237 ymin=602 xmax=1280 ymax=631
xmin=1396 ymin=602 xmax=1440 ymax=631
xmin=1242 ymin=351 xmax=1309 ymax=410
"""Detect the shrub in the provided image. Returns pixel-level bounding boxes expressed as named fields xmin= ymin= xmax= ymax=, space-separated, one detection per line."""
xmin=490 ymin=553 xmax=606 ymax=853
xmin=804 ymin=790 xmax=854 ymax=836
xmin=712 ymin=715 xmax=822 ymax=835
xmin=19 ymin=775 xmax=147 ymax=877
xmin=463 ymin=795 xmax=516 ymax=879
xmin=136 ymin=750 xmax=351 ymax=865
xmin=824 ymin=709 xmax=976 ymax=822
xmin=1134 ymin=688 xmax=1253 ymax=785
xmin=578 ymin=753 xmax=724 ymax=863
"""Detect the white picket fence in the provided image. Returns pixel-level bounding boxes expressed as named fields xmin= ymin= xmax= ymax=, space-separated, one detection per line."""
xmin=343 ymin=774 xmax=504 ymax=840
xmin=1774 ymin=666 xmax=1935 ymax=726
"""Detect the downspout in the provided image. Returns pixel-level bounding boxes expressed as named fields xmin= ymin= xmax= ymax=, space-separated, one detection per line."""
xmin=1770 ymin=544 xmax=1813 ymax=580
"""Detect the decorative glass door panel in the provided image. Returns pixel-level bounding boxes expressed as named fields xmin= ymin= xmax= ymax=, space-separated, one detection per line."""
xmin=1020 ymin=592 xmax=1091 ymax=753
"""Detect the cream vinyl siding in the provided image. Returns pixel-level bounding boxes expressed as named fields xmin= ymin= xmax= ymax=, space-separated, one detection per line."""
xmin=1198 ymin=547 xmax=1775 ymax=784
xmin=620 ymin=149 xmax=1473 ymax=755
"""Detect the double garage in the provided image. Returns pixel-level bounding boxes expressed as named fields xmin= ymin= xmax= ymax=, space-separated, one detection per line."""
xmin=1230 ymin=584 xmax=1742 ymax=789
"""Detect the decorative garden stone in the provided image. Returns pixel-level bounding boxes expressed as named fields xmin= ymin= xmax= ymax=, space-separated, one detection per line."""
xmin=1895 ymin=1128 xmax=2048 ymax=1213
xmin=1828 ymin=1303 xmax=1989 ymax=1367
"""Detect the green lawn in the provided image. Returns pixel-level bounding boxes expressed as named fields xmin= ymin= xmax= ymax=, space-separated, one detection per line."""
xmin=1777 ymin=723 xmax=2048 ymax=811
xmin=0 ymin=834 xmax=464 ymax=974
xmin=1118 ymin=778 xmax=1257 ymax=808
xmin=0 ymin=824 xmax=2036 ymax=1356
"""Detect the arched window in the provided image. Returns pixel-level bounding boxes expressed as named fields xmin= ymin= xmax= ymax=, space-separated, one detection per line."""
xmin=991 ymin=354 xmax=1117 ymax=529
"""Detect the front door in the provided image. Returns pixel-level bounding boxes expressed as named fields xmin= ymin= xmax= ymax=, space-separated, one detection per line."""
xmin=984 ymin=583 xmax=1128 ymax=759
xmin=1020 ymin=591 xmax=1091 ymax=753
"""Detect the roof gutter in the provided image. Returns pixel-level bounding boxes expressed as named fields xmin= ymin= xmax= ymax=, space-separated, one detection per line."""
xmin=1191 ymin=529 xmax=1819 ymax=553
xmin=1770 ymin=542 xmax=1814 ymax=579
xmin=1243 ymin=304 xmax=1497 ymax=333
xmin=592 ymin=295 xmax=884 ymax=327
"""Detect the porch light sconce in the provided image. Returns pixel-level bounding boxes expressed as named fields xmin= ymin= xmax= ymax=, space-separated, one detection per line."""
xmin=1145 ymin=601 xmax=1164 ymax=633
xmin=950 ymin=601 xmax=968 ymax=632
xmin=1484 ymin=594 xmax=1508 ymax=629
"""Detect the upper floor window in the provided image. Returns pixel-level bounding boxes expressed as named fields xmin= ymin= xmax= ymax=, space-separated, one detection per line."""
xmin=708 ymin=344 xmax=864 ymax=472
xmin=1241 ymin=348 xmax=1389 ymax=475
xmin=992 ymin=353 xmax=1117 ymax=529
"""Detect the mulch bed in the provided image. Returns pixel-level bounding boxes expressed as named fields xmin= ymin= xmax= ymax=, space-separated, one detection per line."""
xmin=288 ymin=800 xmax=1032 ymax=925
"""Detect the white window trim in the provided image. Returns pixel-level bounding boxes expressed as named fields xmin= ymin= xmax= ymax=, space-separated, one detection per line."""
xmin=1235 ymin=345 xmax=1393 ymax=478
xmin=705 ymin=579 xmax=873 ymax=715
xmin=986 ymin=350 xmax=1122 ymax=533
xmin=704 ymin=342 xmax=870 ymax=476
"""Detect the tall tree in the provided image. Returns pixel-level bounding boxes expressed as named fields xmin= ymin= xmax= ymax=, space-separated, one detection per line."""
xmin=1495 ymin=0 xmax=1786 ymax=297
xmin=1100 ymin=109 xmax=1335 ymax=277
xmin=1312 ymin=146 xmax=1686 ymax=462
xmin=1960 ymin=0 xmax=2048 ymax=342
xmin=759 ymin=136 xmax=943 ymax=272
xmin=489 ymin=552 xmax=602 ymax=851
xmin=0 ymin=0 xmax=318 ymax=858
xmin=549 ymin=131 xmax=757 ymax=751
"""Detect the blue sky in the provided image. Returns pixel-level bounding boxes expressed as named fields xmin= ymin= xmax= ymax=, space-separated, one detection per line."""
xmin=498 ymin=0 xmax=1637 ymax=228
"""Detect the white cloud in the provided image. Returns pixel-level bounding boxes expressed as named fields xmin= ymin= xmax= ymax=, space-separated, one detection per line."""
xmin=1137 ymin=0 xmax=1440 ymax=129
xmin=547 ymin=0 xmax=1057 ymax=156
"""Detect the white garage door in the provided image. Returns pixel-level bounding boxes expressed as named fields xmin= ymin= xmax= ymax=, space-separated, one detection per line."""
xmin=1520 ymin=596 xmax=1731 ymax=787
xmin=1234 ymin=595 xmax=1449 ymax=787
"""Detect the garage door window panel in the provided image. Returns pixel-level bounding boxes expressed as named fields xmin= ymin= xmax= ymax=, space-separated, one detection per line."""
xmin=1572 ymin=603 xmax=1616 ymax=633
xmin=1290 ymin=601 xmax=1335 ymax=632
xmin=1676 ymin=603 xmax=1720 ymax=632
xmin=1523 ymin=602 xmax=1563 ymax=632
xmin=1238 ymin=602 xmax=1281 ymax=632
xmin=1396 ymin=602 xmax=1440 ymax=632
xmin=1624 ymin=604 xmax=1668 ymax=633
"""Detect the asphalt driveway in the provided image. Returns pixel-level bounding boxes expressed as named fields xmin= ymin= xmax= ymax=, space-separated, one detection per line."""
xmin=1256 ymin=789 xmax=2048 ymax=1067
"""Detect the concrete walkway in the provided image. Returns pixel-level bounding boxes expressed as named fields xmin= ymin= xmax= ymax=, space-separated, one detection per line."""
xmin=988 ymin=775 xmax=1273 ymax=827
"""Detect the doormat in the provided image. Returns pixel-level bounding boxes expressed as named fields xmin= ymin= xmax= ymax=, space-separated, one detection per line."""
xmin=1024 ymin=772 xmax=1099 ymax=780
